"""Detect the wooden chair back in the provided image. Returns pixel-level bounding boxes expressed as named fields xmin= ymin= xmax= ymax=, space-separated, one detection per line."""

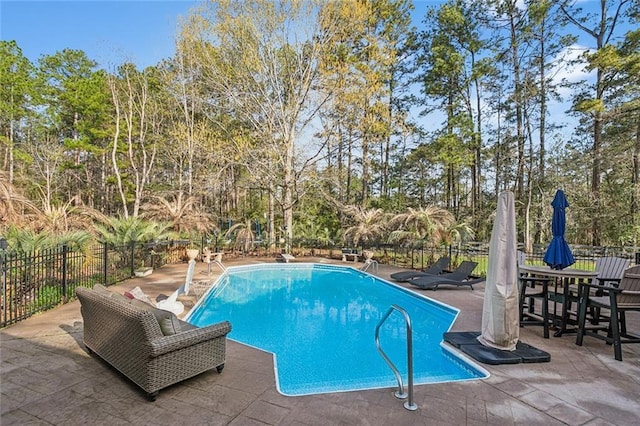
xmin=595 ymin=256 xmax=630 ymax=285
xmin=617 ymin=265 xmax=640 ymax=307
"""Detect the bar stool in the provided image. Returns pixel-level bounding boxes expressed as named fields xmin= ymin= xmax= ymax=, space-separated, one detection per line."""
xmin=519 ymin=275 xmax=552 ymax=338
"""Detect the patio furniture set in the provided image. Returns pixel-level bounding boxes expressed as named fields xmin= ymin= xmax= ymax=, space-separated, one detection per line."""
xmin=391 ymin=255 xmax=640 ymax=361
xmin=517 ymin=256 xmax=640 ymax=361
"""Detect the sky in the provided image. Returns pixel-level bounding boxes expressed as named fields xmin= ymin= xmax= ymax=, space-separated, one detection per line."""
xmin=1 ymin=0 xmax=200 ymax=69
xmin=0 ymin=0 xmax=631 ymax=145
xmin=0 ymin=0 xmax=457 ymax=69
xmin=0 ymin=1 xmax=609 ymax=75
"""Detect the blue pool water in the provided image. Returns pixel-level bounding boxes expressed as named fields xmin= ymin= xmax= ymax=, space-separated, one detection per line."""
xmin=187 ymin=263 xmax=488 ymax=396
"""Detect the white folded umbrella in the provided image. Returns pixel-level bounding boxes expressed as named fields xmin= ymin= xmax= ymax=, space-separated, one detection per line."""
xmin=478 ymin=190 xmax=520 ymax=351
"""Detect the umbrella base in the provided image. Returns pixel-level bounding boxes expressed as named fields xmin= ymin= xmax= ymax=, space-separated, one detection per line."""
xmin=444 ymin=331 xmax=550 ymax=365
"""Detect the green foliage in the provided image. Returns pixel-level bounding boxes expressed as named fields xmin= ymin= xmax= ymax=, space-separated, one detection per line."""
xmin=3 ymin=225 xmax=93 ymax=253
xmin=94 ymin=216 xmax=174 ymax=246
xmin=37 ymin=49 xmax=104 ymax=139
xmin=28 ymin=285 xmax=74 ymax=311
xmin=0 ymin=40 xmax=34 ymax=126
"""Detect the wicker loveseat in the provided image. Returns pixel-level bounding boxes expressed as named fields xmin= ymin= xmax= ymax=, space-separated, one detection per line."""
xmin=76 ymin=285 xmax=231 ymax=401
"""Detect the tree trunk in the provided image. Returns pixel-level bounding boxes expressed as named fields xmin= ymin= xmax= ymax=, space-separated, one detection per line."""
xmin=108 ymin=77 xmax=129 ymax=218
xmin=283 ymin=130 xmax=295 ymax=251
xmin=8 ymin=115 xmax=14 ymax=184
xmin=268 ymin=185 xmax=276 ymax=250
xmin=509 ymin=4 xmax=525 ymax=203
xmin=633 ymin=120 xmax=640 ymax=247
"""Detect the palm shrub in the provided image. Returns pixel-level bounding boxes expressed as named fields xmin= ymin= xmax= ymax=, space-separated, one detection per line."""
xmin=2 ymin=226 xmax=96 ymax=308
xmin=226 ymin=219 xmax=256 ymax=254
xmin=94 ymin=216 xmax=174 ymax=268
xmin=388 ymin=206 xmax=455 ymax=247
xmin=0 ymin=171 xmax=40 ymax=229
xmin=341 ymin=206 xmax=388 ymax=249
xmin=142 ymin=194 xmax=215 ymax=234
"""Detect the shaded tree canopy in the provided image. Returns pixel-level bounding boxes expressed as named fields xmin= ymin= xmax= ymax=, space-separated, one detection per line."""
xmin=1 ymin=0 xmax=639 ymax=249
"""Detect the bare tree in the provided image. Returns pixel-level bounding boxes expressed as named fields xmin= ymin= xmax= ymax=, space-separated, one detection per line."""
xmin=179 ymin=0 xmax=336 ymax=249
xmin=107 ymin=64 xmax=160 ymax=217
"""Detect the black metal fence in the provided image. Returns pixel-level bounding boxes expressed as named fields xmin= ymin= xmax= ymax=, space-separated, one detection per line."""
xmin=288 ymin=241 xmax=637 ymax=276
xmin=1 ymin=238 xmax=637 ymax=329
xmin=400 ymin=243 xmax=635 ymax=272
xmin=0 ymin=240 xmax=190 ymax=328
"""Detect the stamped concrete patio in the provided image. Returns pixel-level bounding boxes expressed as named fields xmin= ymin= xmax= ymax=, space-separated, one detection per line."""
xmin=2 ymin=257 xmax=639 ymax=425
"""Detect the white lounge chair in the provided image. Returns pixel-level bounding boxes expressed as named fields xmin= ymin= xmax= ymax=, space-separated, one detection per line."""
xmin=156 ymin=260 xmax=196 ymax=315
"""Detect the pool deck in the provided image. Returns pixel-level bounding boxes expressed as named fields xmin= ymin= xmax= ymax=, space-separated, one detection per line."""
xmin=2 ymin=257 xmax=639 ymax=425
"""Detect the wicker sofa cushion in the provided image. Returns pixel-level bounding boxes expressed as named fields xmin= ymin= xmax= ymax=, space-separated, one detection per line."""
xmin=91 ymin=284 xmax=182 ymax=336
xmin=93 ymin=283 xmax=131 ymax=303
xmin=124 ymin=286 xmax=155 ymax=305
xmin=129 ymin=298 xmax=183 ymax=336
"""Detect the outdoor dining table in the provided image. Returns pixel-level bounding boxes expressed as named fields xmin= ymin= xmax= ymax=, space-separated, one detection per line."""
xmin=518 ymin=264 xmax=598 ymax=337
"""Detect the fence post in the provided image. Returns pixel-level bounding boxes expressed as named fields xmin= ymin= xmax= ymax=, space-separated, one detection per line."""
xmin=130 ymin=241 xmax=136 ymax=278
xmin=62 ymin=245 xmax=68 ymax=303
xmin=1 ymin=239 xmax=6 ymax=324
xmin=410 ymin=247 xmax=414 ymax=269
xmin=103 ymin=241 xmax=108 ymax=285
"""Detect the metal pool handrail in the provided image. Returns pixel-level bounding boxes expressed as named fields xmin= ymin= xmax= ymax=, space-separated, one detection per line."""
xmin=374 ymin=304 xmax=418 ymax=411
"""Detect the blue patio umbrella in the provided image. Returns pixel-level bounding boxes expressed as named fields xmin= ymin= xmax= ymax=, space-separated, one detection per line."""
xmin=543 ymin=189 xmax=575 ymax=270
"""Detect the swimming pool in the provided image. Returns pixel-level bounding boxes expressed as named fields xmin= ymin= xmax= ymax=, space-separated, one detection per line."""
xmin=186 ymin=263 xmax=488 ymax=396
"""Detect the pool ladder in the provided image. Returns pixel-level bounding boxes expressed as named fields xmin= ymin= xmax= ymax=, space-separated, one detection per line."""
xmin=375 ymin=305 xmax=418 ymax=411
xmin=360 ymin=259 xmax=379 ymax=273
